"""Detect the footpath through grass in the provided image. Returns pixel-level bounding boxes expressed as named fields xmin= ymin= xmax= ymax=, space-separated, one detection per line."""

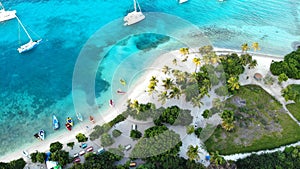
xmin=205 ymin=85 xmax=300 ymax=155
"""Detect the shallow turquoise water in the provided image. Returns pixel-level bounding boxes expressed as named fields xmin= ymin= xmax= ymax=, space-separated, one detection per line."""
xmin=0 ymin=0 xmax=299 ymax=157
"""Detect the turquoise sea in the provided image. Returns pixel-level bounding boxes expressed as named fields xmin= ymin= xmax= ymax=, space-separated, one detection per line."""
xmin=0 ymin=0 xmax=299 ymax=158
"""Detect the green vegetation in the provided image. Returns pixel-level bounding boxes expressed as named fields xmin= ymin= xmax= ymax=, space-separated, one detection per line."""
xmin=69 ymin=151 xmax=122 ymax=169
xmin=194 ymin=127 xmax=203 ymax=138
xmin=286 ymin=103 xmax=300 ymax=121
xmin=220 ymin=110 xmax=235 ymax=132
xmin=112 ymin=129 xmax=122 ymax=138
xmin=278 ymin=73 xmax=288 ymax=83
xmin=67 ymin=142 xmax=74 ymax=149
xmin=36 ymin=152 xmax=46 ymax=163
xmin=144 ymin=125 xmax=168 ymax=138
xmin=100 ymin=133 xmax=114 ymax=147
xmin=205 ymin=85 xmax=300 ymax=155
xmin=282 ymin=84 xmax=300 ymax=121
xmin=202 ymin=109 xmax=212 ymax=119
xmin=155 ymin=106 xmax=193 ymax=126
xmin=236 ymin=146 xmax=300 ymax=169
xmin=76 ymin=133 xmax=88 ymax=142
xmin=90 ymin=114 xmax=127 ymax=141
xmin=186 ymin=125 xmax=195 ymax=134
xmin=0 ymin=158 xmax=26 ymax=169
xmin=186 ymin=145 xmax=200 ymax=161
xmin=124 ymin=101 xmax=156 ymax=121
xmin=130 ymin=130 xmax=142 ymax=140
xmin=270 ymin=48 xmax=300 ymax=79
xmin=50 ymin=150 xmax=70 ymax=166
xmin=50 ymin=141 xmax=63 ymax=153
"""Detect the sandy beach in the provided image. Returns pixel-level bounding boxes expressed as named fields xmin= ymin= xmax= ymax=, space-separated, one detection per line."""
xmin=1 ymin=46 xmax=293 ymax=163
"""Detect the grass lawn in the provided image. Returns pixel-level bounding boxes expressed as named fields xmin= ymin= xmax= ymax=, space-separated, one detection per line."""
xmin=205 ymin=85 xmax=300 ymax=155
xmin=286 ymin=102 xmax=300 ymax=121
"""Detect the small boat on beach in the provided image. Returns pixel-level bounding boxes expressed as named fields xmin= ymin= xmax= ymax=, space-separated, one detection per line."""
xmin=66 ymin=117 xmax=73 ymax=126
xmin=89 ymin=116 xmax=95 ymax=124
xmin=124 ymin=0 xmax=145 ymax=26
xmin=117 ymin=90 xmax=126 ymax=94
xmin=0 ymin=2 xmax=16 ymax=22
xmin=22 ymin=150 xmax=29 ymax=158
xmin=34 ymin=129 xmax=45 ymax=141
xmin=76 ymin=112 xmax=83 ymax=122
xmin=120 ymin=79 xmax=126 ymax=86
xmin=52 ymin=115 xmax=60 ymax=130
xmin=109 ymin=99 xmax=115 ymax=107
xmin=65 ymin=123 xmax=72 ymax=131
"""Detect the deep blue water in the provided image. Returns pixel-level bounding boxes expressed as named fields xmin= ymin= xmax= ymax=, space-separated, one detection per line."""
xmin=0 ymin=0 xmax=299 ymax=158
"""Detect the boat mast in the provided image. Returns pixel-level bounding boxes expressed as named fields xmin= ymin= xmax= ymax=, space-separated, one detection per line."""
xmin=136 ymin=0 xmax=142 ymax=12
xmin=0 ymin=2 xmax=4 ymax=10
xmin=16 ymin=16 xmax=32 ymax=41
xmin=133 ymin=0 xmax=137 ymax=12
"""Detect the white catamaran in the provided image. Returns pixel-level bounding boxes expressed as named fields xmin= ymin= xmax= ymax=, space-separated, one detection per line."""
xmin=0 ymin=2 xmax=16 ymax=22
xmin=124 ymin=0 xmax=145 ymax=26
xmin=16 ymin=16 xmax=42 ymax=53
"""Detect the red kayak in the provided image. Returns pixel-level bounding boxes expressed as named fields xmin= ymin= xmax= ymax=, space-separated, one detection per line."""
xmin=117 ymin=90 xmax=126 ymax=94
xmin=65 ymin=123 xmax=72 ymax=131
xmin=109 ymin=99 xmax=114 ymax=107
xmin=89 ymin=116 xmax=95 ymax=124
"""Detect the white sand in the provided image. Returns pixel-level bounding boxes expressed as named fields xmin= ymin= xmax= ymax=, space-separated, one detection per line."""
xmin=2 ymin=47 xmax=300 ymax=164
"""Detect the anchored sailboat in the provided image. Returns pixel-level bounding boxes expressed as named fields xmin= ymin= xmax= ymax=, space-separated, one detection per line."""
xmin=0 ymin=2 xmax=16 ymax=22
xmin=179 ymin=0 xmax=188 ymax=4
xmin=16 ymin=16 xmax=41 ymax=53
xmin=124 ymin=0 xmax=145 ymax=26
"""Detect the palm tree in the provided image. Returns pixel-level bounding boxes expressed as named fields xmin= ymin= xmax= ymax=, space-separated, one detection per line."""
xmin=248 ymin=59 xmax=257 ymax=69
xmin=210 ymin=52 xmax=220 ymax=64
xmin=252 ymin=42 xmax=260 ymax=51
xmin=227 ymin=76 xmax=240 ymax=91
xmin=158 ymin=91 xmax=169 ymax=105
xmin=241 ymin=43 xmax=250 ymax=53
xmin=179 ymin=47 xmax=189 ymax=55
xmin=191 ymin=96 xmax=203 ymax=108
xmin=193 ymin=57 xmax=201 ymax=72
xmin=202 ymin=54 xmax=211 ymax=64
xmin=199 ymin=45 xmax=213 ymax=55
xmin=162 ymin=78 xmax=174 ymax=90
xmin=186 ymin=145 xmax=200 ymax=161
xmin=240 ymin=54 xmax=252 ymax=66
xmin=162 ymin=65 xmax=171 ymax=75
xmin=188 ymin=72 xmax=198 ymax=83
xmin=221 ymin=121 xmax=235 ymax=131
xmin=174 ymin=71 xmax=186 ymax=83
xmin=169 ymin=86 xmax=181 ymax=99
xmin=212 ymin=98 xmax=224 ymax=110
xmin=129 ymin=100 xmax=140 ymax=114
xmin=150 ymin=76 xmax=158 ymax=84
xmin=172 ymin=58 xmax=177 ymax=66
xmin=210 ymin=151 xmax=226 ymax=166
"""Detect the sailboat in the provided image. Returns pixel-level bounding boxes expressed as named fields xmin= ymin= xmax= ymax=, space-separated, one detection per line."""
xmin=179 ymin=0 xmax=188 ymax=4
xmin=16 ymin=16 xmax=42 ymax=53
xmin=0 ymin=2 xmax=16 ymax=22
xmin=124 ymin=0 xmax=145 ymax=26
xmin=76 ymin=112 xmax=83 ymax=122
xmin=52 ymin=114 xmax=60 ymax=130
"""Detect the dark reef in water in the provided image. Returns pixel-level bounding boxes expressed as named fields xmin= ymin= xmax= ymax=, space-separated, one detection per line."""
xmin=134 ymin=33 xmax=170 ymax=51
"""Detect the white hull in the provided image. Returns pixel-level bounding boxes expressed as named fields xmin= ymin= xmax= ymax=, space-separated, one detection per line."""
xmin=179 ymin=0 xmax=188 ymax=4
xmin=0 ymin=9 xmax=16 ymax=22
xmin=124 ymin=11 xmax=145 ymax=26
xmin=18 ymin=39 xmax=42 ymax=53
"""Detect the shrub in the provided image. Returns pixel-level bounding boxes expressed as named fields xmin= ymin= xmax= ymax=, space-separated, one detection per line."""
xmin=101 ymin=133 xmax=114 ymax=147
xmin=202 ymin=109 xmax=212 ymax=119
xmin=130 ymin=130 xmax=142 ymax=140
xmin=194 ymin=127 xmax=203 ymax=138
xmin=50 ymin=141 xmax=63 ymax=153
xmin=36 ymin=152 xmax=46 ymax=163
xmin=76 ymin=133 xmax=88 ymax=142
xmin=67 ymin=142 xmax=75 ymax=149
xmin=112 ymin=129 xmax=122 ymax=138
xmin=215 ymin=86 xmax=229 ymax=96
xmin=186 ymin=125 xmax=195 ymax=134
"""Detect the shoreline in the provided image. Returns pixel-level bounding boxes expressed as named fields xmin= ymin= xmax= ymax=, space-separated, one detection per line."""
xmin=0 ymin=47 xmax=289 ymax=163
